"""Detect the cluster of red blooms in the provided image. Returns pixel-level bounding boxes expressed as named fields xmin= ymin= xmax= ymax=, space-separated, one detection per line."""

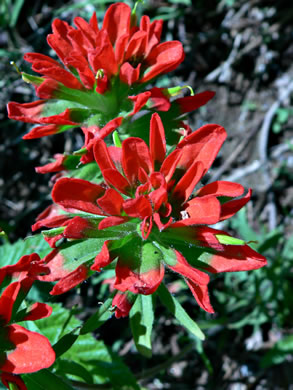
xmin=3 ymin=2 xmax=267 ymax=389
xmin=0 ymin=254 xmax=55 ymax=389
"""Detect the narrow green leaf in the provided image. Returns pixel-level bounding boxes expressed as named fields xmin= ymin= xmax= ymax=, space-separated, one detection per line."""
xmin=80 ymin=295 xmax=114 ymax=335
xmin=113 ymin=130 xmax=122 ymax=147
xmin=157 ymin=283 xmax=205 ymax=341
xmin=10 ymin=0 xmax=25 ymax=27
xmin=22 ymin=72 xmax=44 ymax=86
xmin=215 ymin=234 xmax=245 ymax=245
xmin=55 ymin=360 xmax=93 ymax=384
xmin=8 ymin=383 xmax=18 ymax=390
xmin=53 ymin=333 xmax=79 ymax=359
xmin=23 ymin=369 xmax=75 ymax=390
xmin=130 ymin=294 xmax=154 ymax=358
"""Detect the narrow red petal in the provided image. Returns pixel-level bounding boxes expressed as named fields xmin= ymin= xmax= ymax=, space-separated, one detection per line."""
xmin=7 ymin=100 xmax=44 ymax=123
xmin=122 ymin=138 xmax=152 ymax=185
xmin=99 ymin=117 xmax=123 ymax=139
xmin=24 ymin=52 xmax=83 ymax=89
xmin=183 ymin=196 xmax=221 ymax=225
xmin=35 ymin=154 xmax=66 ymax=174
xmin=172 ymin=161 xmax=204 ymax=204
xmin=93 ymin=139 xmax=116 ymax=171
xmin=160 ymin=149 xmax=182 ymax=183
xmin=24 ymin=52 xmax=60 ymax=66
xmin=38 ymin=249 xmax=70 ymax=282
xmin=74 ymin=16 xmax=98 ymax=47
xmin=0 ymin=282 xmax=21 ymax=324
xmin=64 ymin=53 xmax=95 ymax=89
xmin=97 ymin=188 xmax=124 ymax=215
xmin=98 ymin=216 xmax=130 ymax=230
xmin=141 ymin=216 xmax=153 ymax=239
xmin=148 ymin=87 xmax=171 ymax=111
xmin=176 ymin=124 xmax=227 ymax=173
xmin=120 ymin=63 xmax=141 ymax=85
xmin=175 ymin=91 xmax=215 ymax=113
xmin=128 ymin=91 xmax=150 ymax=115
xmin=125 ymin=30 xmax=148 ymax=60
xmin=220 ymin=188 xmax=252 ymax=221
xmin=197 ymin=181 xmax=244 ymax=198
xmin=123 ymin=196 xmax=152 ymax=219
xmin=22 ymin=124 xmax=65 ymax=140
xmin=52 ymin=177 xmax=105 ymax=214
xmin=141 ymin=41 xmax=184 ymax=83
xmin=91 ymin=241 xmax=112 ymax=271
xmin=88 ymin=30 xmax=118 ymax=75
xmin=167 ymin=250 xmax=210 ymax=286
xmin=63 ymin=216 xmax=93 ymax=239
xmin=22 ymin=303 xmax=52 ymax=321
xmin=149 ymin=186 xmax=168 ymax=212
xmin=115 ymin=33 xmax=129 ymax=65
xmin=112 ymin=292 xmax=133 ymax=318
xmin=150 ymin=113 xmax=166 ymax=167
xmin=185 ymin=279 xmax=215 ymax=313
xmin=102 ymin=2 xmax=131 ymax=45
xmin=201 ymin=243 xmax=267 ymax=273
xmin=102 ymin=169 xmax=131 ymax=196
xmin=50 ymin=265 xmax=89 ymax=295
xmin=32 ymin=204 xmax=70 ymax=231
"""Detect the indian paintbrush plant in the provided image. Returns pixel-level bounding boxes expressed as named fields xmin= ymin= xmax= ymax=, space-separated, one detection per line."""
xmin=2 ymin=2 xmax=267 ymax=389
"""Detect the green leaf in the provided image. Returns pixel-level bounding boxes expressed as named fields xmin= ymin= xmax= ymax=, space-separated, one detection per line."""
xmin=130 ymin=294 xmax=154 ymax=358
xmin=0 ymin=234 xmax=50 ymax=267
xmin=257 ymin=230 xmax=283 ymax=253
xmin=157 ymin=283 xmax=205 ymax=341
xmin=53 ymin=333 xmax=79 ymax=359
xmin=55 ymin=360 xmax=93 ymax=384
xmin=22 ymin=369 xmax=75 ymax=390
xmin=80 ymin=295 xmax=114 ymax=335
xmin=152 ymin=240 xmax=177 ymax=266
xmin=111 ymin=237 xmax=164 ymax=275
xmin=41 ymin=99 xmax=84 ymax=117
xmin=10 ymin=0 xmax=25 ymax=27
xmin=56 ymin=239 xmax=107 ymax=272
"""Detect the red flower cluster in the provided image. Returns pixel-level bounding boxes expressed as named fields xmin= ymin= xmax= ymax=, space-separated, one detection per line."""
xmin=7 ymin=2 xmax=185 ymax=141
xmin=3 ymin=0 xmax=269 ymax=384
xmin=33 ymin=114 xmax=266 ymax=316
xmin=0 ymin=254 xmax=55 ymax=390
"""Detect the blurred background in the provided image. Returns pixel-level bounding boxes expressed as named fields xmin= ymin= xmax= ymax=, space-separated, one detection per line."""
xmin=0 ymin=0 xmax=293 ymax=389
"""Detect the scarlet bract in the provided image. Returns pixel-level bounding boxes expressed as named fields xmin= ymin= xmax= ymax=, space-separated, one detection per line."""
xmin=33 ymin=113 xmax=266 ymax=314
